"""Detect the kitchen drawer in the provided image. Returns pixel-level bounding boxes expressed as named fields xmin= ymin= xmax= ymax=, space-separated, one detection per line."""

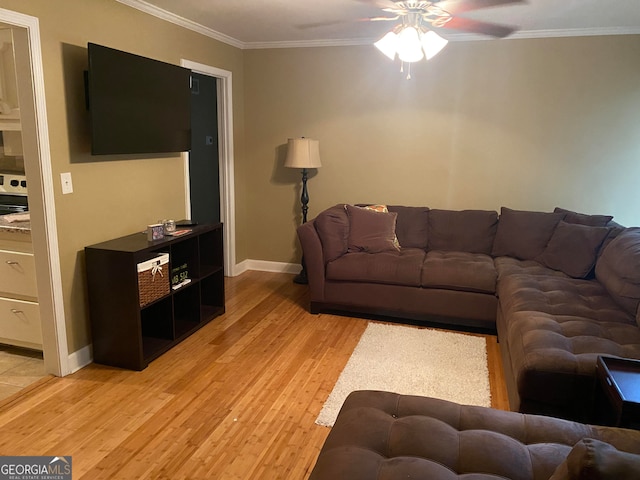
xmin=0 ymin=249 xmax=37 ymax=298
xmin=0 ymin=296 xmax=42 ymax=347
xmin=0 ymin=236 xmax=33 ymax=253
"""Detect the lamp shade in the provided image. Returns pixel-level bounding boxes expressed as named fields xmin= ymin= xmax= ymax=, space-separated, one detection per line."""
xmin=284 ymin=138 xmax=321 ymax=169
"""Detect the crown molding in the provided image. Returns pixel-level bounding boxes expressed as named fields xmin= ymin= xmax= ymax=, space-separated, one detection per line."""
xmin=115 ymin=1 xmax=640 ymax=51
xmin=511 ymin=26 xmax=640 ymax=39
xmin=246 ymin=38 xmax=375 ymax=50
xmin=115 ymin=0 xmax=245 ymax=49
xmin=249 ymin=26 xmax=640 ymax=49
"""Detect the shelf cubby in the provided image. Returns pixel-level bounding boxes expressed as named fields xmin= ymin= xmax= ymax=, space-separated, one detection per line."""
xmin=200 ymin=271 xmax=225 ymax=322
xmin=199 ymin=227 xmax=224 ymax=277
xmin=141 ymin=297 xmax=173 ymax=359
xmin=174 ymin=283 xmax=201 ymax=338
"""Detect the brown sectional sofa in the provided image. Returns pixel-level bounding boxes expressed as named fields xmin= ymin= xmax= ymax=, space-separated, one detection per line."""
xmin=309 ymin=390 xmax=640 ymax=480
xmin=297 ymin=204 xmax=640 ymax=422
xmin=300 ymin=204 xmax=502 ymax=330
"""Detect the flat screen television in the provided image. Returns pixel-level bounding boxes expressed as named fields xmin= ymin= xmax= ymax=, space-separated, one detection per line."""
xmin=86 ymin=43 xmax=191 ymax=155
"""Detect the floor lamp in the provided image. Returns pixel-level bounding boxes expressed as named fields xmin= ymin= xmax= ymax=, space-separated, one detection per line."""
xmin=285 ymin=137 xmax=321 ymax=284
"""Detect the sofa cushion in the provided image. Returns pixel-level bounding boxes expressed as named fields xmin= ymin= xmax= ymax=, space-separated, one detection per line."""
xmin=315 ymin=204 xmax=349 ymax=263
xmin=498 ymin=271 xmax=634 ymax=325
xmin=554 ymin=207 xmax=614 ymax=227
xmin=537 ymin=222 xmax=610 ymax=279
xmin=549 ymin=438 xmax=640 ymax=480
xmin=492 ymin=208 xmax=564 ymax=260
xmin=421 ymin=251 xmax=497 ymax=294
xmin=388 ymin=205 xmax=429 ymax=249
xmin=428 ymin=209 xmax=498 ymax=254
xmin=326 ymin=248 xmax=426 ymax=286
xmin=346 ymin=204 xmax=400 ymax=254
xmin=495 ymin=257 xmax=571 ymax=280
xmin=595 ymin=228 xmax=640 ymax=316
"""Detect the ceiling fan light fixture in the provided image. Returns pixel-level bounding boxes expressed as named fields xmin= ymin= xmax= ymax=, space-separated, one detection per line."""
xmin=420 ymin=30 xmax=448 ymax=60
xmin=370 ymin=0 xmax=521 ymax=78
xmin=396 ymin=26 xmax=424 ymax=63
xmin=374 ymin=31 xmax=398 ymax=60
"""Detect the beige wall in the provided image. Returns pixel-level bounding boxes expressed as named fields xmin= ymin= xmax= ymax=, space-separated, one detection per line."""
xmin=243 ymin=35 xmax=640 ymax=264
xmin=0 ymin=0 xmax=245 ymax=352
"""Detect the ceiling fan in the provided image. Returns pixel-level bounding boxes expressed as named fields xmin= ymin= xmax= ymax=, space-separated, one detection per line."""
xmin=363 ymin=0 xmax=525 ymax=38
xmin=362 ymin=0 xmax=525 ymax=77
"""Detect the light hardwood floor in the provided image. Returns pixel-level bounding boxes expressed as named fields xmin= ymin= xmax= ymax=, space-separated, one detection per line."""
xmin=0 ymin=271 xmax=508 ymax=479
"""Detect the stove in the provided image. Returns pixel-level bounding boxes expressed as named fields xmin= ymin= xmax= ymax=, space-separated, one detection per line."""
xmin=0 ymin=172 xmax=28 ymax=215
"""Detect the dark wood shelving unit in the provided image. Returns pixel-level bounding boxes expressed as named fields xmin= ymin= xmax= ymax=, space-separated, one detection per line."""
xmin=85 ymin=223 xmax=224 ymax=370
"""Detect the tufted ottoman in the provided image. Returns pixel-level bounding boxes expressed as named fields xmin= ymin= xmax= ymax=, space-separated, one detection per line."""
xmin=309 ymin=391 xmax=640 ymax=480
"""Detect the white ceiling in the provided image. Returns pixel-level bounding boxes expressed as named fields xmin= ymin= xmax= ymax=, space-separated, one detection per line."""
xmin=118 ymin=0 xmax=640 ymax=48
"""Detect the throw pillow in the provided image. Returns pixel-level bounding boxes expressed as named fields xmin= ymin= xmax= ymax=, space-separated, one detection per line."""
xmin=361 ymin=204 xmax=401 ymax=249
xmin=549 ymin=438 xmax=640 ymax=480
xmin=388 ymin=206 xmax=429 ymax=249
xmin=362 ymin=204 xmax=388 ymax=213
xmin=537 ymin=221 xmax=610 ymax=278
xmin=428 ymin=209 xmax=498 ymax=254
xmin=554 ymin=207 xmax=613 ymax=227
xmin=492 ymin=207 xmax=564 ymax=260
xmin=345 ymin=204 xmax=399 ymax=253
xmin=314 ymin=204 xmax=350 ymax=263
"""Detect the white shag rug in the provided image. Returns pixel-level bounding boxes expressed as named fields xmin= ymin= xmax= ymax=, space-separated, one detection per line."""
xmin=315 ymin=322 xmax=491 ymax=427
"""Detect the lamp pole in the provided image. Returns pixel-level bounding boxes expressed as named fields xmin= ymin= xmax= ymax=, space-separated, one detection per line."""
xmin=300 ymin=167 xmax=309 ymax=224
xmin=293 ymin=167 xmax=310 ymax=284
xmin=284 ymin=137 xmax=321 ymax=285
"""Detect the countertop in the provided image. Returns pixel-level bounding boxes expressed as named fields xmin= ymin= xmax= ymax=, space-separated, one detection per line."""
xmin=0 ymin=212 xmax=31 ymax=233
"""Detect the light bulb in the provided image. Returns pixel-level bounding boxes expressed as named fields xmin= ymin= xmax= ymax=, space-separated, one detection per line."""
xmin=374 ymin=31 xmax=398 ymax=60
xmin=420 ymin=30 xmax=448 ymax=60
xmin=397 ymin=27 xmax=424 ymax=63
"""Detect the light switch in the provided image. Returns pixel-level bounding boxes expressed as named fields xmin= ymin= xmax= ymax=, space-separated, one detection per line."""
xmin=61 ymin=172 xmax=73 ymax=194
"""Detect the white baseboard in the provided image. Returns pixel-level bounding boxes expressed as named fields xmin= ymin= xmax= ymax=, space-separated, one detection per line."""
xmin=233 ymin=259 xmax=300 ymax=276
xmin=67 ymin=343 xmax=93 ymax=373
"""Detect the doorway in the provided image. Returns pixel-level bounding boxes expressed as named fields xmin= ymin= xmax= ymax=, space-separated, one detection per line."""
xmin=189 ymin=72 xmax=220 ymax=224
xmin=0 ymin=9 xmax=68 ymax=376
xmin=181 ymin=60 xmax=235 ymax=276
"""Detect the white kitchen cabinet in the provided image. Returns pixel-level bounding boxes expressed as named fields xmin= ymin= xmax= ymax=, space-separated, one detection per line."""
xmin=0 ymin=296 xmax=41 ymax=347
xmin=0 ymin=248 xmax=37 ymax=298
xmin=0 ymin=235 xmax=41 ymax=349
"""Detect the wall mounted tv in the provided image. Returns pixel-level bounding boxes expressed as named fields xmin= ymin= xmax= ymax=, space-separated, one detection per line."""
xmin=86 ymin=43 xmax=191 ymax=155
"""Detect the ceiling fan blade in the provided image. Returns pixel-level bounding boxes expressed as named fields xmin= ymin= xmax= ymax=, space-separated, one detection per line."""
xmin=298 ymin=14 xmax=398 ymax=29
xmin=297 ymin=20 xmax=350 ymax=30
xmin=440 ymin=17 xmax=517 ymax=37
xmin=365 ymin=15 xmax=401 ymax=21
xmin=438 ymin=0 xmax=526 ymax=15
xmin=354 ymin=0 xmax=399 ymax=8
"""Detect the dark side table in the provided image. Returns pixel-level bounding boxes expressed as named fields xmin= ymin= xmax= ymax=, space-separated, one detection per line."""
xmin=595 ymin=356 xmax=640 ymax=430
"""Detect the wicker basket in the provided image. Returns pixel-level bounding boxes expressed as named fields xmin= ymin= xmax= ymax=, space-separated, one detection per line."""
xmin=137 ymin=253 xmax=170 ymax=307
